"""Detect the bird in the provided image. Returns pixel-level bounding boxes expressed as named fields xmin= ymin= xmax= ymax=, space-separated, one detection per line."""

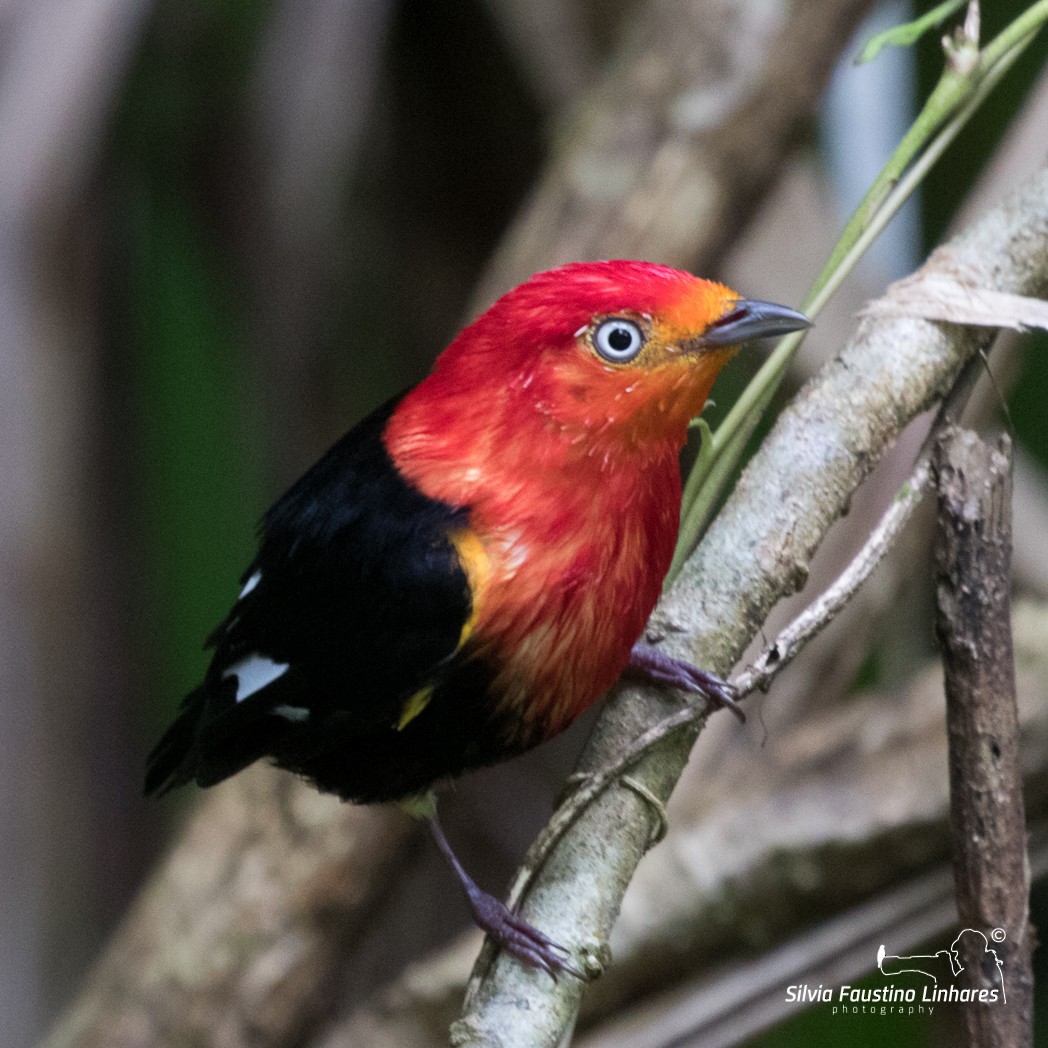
xmin=145 ymin=260 xmax=810 ymax=976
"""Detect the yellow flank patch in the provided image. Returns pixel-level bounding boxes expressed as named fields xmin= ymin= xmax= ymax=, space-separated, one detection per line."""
xmin=449 ymin=528 xmax=492 ymax=651
xmin=396 ymin=685 xmax=434 ymax=731
xmin=396 ymin=529 xmax=490 ymax=733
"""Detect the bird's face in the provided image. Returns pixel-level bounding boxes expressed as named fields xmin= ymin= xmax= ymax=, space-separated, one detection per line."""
xmin=391 ymin=261 xmax=809 ymax=486
xmin=463 ymin=261 xmax=809 ymax=447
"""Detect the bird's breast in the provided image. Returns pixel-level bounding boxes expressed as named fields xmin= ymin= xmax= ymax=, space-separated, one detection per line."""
xmin=462 ymin=459 xmax=681 ymax=741
xmin=384 ymin=399 xmax=687 ymax=744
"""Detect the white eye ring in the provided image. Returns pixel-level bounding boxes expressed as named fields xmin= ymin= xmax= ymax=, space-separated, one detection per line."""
xmin=593 ymin=318 xmax=645 ymax=363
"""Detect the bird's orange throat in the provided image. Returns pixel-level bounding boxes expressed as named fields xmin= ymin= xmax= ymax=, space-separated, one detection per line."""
xmin=538 ymin=345 xmax=738 ymax=452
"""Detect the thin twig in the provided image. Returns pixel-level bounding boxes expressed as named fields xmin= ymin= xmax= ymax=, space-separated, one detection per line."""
xmin=735 ymin=352 xmax=982 ymax=697
xmin=732 ymin=457 xmax=931 ymax=697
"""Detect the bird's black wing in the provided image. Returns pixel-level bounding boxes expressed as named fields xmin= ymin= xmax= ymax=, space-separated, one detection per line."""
xmin=144 ymin=396 xmax=474 ymax=796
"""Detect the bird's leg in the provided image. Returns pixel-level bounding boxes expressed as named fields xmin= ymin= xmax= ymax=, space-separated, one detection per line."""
xmin=425 ymin=813 xmax=584 ymax=979
xmin=625 ymin=642 xmax=745 ymax=723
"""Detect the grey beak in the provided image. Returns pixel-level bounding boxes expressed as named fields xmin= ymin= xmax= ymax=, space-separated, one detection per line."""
xmin=701 ymin=299 xmax=813 ymax=348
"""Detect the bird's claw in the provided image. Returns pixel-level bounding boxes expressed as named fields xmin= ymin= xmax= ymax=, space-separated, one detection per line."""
xmin=626 ymin=643 xmax=745 ymax=722
xmin=468 ymin=888 xmax=585 ymax=979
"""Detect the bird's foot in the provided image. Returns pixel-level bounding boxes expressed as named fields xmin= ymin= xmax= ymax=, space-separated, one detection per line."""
xmin=626 ymin=642 xmax=745 ymax=723
xmin=466 ymin=885 xmax=584 ymax=978
xmin=425 ymin=813 xmax=585 ymax=979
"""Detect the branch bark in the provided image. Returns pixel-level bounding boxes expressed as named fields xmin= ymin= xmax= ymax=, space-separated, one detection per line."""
xmin=42 ymin=770 xmax=416 ymax=1048
xmin=454 ymin=165 xmax=1048 ymax=1048
xmin=934 ymin=427 xmax=1032 ymax=1047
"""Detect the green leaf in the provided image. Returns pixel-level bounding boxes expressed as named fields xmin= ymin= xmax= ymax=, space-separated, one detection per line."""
xmin=856 ymin=0 xmax=968 ymax=64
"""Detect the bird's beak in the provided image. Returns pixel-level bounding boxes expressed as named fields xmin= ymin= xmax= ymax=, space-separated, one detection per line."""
xmin=699 ymin=299 xmax=812 ymax=348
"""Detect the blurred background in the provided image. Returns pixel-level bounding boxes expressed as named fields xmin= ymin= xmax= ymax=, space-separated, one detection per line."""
xmin=2 ymin=1 xmax=1048 ymax=1046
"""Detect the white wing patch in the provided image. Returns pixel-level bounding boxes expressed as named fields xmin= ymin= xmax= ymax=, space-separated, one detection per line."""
xmin=272 ymin=704 xmax=309 ymax=722
xmin=223 ymin=654 xmax=289 ymax=703
xmin=239 ymin=570 xmax=262 ymax=599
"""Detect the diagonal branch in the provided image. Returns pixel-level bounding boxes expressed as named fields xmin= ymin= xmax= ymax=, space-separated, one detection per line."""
xmin=454 ymin=164 xmax=1048 ymax=1048
xmin=494 ymin=356 xmax=983 ymax=898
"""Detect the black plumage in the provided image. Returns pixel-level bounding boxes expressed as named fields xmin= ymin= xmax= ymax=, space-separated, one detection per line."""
xmin=145 ymin=398 xmax=510 ymax=803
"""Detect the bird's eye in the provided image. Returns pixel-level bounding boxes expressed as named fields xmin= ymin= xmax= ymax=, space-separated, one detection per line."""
xmin=592 ymin=318 xmax=645 ymax=363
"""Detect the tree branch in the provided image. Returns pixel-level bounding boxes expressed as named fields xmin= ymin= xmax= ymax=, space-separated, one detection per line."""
xmin=42 ymin=770 xmax=416 ymax=1048
xmin=468 ymin=0 xmax=877 ymax=311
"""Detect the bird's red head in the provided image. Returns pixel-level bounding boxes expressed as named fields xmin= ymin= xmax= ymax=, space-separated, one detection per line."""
xmin=387 ymin=261 xmax=809 ymax=498
xmin=426 ymin=261 xmax=750 ymax=443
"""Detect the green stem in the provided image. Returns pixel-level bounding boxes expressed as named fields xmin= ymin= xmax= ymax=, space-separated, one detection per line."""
xmin=667 ymin=2 xmax=1048 ymax=587
xmin=983 ymin=0 xmax=1048 ymax=68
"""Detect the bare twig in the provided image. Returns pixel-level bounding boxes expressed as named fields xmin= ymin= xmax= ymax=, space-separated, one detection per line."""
xmin=733 ymin=351 xmax=983 ymax=699
xmin=934 ymin=427 xmax=1032 ymax=1046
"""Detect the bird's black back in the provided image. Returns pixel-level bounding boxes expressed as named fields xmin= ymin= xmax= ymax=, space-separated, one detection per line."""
xmin=145 ymin=397 xmax=517 ymax=803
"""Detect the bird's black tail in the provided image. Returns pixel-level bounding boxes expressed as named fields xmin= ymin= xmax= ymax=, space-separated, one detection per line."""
xmin=144 ymin=688 xmax=207 ymax=797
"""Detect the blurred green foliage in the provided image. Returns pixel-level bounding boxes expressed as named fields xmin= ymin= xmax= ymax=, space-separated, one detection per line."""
xmin=128 ymin=187 xmax=261 ymax=700
xmin=115 ymin=1 xmax=269 ymax=712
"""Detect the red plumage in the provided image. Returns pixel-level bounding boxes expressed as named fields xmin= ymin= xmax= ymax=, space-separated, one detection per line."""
xmin=385 ymin=261 xmax=743 ymax=738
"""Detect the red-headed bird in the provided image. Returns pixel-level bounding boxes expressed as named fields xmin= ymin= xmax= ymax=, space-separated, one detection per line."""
xmin=146 ymin=261 xmax=809 ymax=975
